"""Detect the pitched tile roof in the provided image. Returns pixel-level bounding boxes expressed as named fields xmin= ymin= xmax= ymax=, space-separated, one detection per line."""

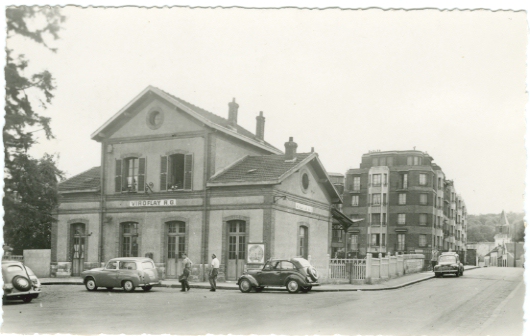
xmin=59 ymin=166 xmax=101 ymax=192
xmin=161 ymin=89 xmax=279 ymax=151
xmin=208 ymin=153 xmax=314 ymax=184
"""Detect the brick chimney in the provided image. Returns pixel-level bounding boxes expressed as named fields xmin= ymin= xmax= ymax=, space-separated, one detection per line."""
xmin=228 ymin=98 xmax=239 ymax=127
xmin=256 ymin=111 xmax=265 ymax=141
xmin=284 ymin=137 xmax=298 ymax=160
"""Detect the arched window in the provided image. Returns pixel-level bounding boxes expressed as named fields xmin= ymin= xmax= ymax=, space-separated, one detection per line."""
xmin=298 ymin=226 xmax=308 ymax=259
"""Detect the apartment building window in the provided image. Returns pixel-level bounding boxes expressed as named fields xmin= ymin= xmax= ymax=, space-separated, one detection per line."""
xmin=371 ymin=234 xmax=385 ymax=246
xmin=373 ymin=194 xmax=382 ymax=205
xmin=351 ymin=195 xmax=359 ymax=206
xmin=350 ymin=235 xmax=359 ymax=250
xmin=407 ymin=156 xmax=423 ymax=166
xmin=383 ymin=213 xmax=387 ymax=224
xmin=398 ymin=193 xmax=406 ymax=205
xmin=438 ymin=177 xmax=442 ymax=189
xmin=387 ymin=157 xmax=393 ymax=166
xmin=372 ymin=157 xmax=379 ymax=166
xmin=371 ymin=213 xmax=381 ymax=225
xmin=383 ymin=193 xmax=387 ymax=205
xmin=379 ymin=157 xmax=386 ymax=166
xmin=419 ymin=173 xmax=427 ymax=186
xmin=372 ymin=174 xmax=381 ymax=186
xmin=419 ymin=193 xmax=428 ymax=205
xmin=397 ymin=234 xmax=405 ymax=250
xmin=332 ymin=229 xmax=343 ymax=243
xmin=352 ymin=176 xmax=361 ymax=191
xmin=419 ymin=234 xmax=427 ymax=247
xmin=383 ymin=174 xmax=388 ymax=185
xmin=398 ymin=214 xmax=406 ymax=225
xmin=400 ymin=174 xmax=408 ymax=188
xmin=419 ymin=213 xmax=428 ymax=226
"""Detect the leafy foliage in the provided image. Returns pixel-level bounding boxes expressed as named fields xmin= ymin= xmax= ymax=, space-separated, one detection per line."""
xmin=4 ymin=7 xmax=65 ymax=253
xmin=3 ymin=155 xmax=63 ymax=254
xmin=466 ymin=212 xmax=525 ymax=243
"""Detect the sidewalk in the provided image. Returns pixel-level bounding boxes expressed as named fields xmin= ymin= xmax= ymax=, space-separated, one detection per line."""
xmin=39 ymin=265 xmax=479 ymax=292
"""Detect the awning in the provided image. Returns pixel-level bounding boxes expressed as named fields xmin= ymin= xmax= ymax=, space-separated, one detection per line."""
xmin=331 ymin=208 xmax=364 ymax=230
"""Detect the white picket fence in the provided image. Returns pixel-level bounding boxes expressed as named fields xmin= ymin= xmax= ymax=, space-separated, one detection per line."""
xmin=329 ymin=258 xmax=366 ymax=280
xmin=328 ymin=254 xmax=425 ymax=284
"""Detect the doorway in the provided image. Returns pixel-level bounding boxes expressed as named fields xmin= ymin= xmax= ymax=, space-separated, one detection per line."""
xmin=166 ymin=221 xmax=185 ymax=278
xmin=71 ymin=223 xmax=86 ymax=276
xmin=226 ymin=220 xmax=246 ymax=280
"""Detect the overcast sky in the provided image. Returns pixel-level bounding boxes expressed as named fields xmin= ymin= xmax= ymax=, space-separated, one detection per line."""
xmin=8 ymin=6 xmax=527 ymax=215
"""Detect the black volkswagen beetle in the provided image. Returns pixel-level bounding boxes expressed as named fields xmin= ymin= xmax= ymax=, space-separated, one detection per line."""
xmin=237 ymin=257 xmax=319 ymax=293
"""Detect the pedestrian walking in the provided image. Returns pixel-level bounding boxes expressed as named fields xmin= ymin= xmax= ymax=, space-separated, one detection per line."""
xmin=431 ymin=249 xmax=438 ymax=271
xmin=179 ymin=253 xmax=192 ymax=292
xmin=209 ymin=253 xmax=220 ymax=291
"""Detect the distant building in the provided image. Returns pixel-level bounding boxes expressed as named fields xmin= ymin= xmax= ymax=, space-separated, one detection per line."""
xmin=341 ymin=150 xmax=467 ymax=263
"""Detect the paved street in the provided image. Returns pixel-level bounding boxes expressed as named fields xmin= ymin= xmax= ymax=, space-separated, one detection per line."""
xmin=2 ymin=267 xmax=524 ymax=335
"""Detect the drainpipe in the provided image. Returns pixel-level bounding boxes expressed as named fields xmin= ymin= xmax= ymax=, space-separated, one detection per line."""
xmin=99 ymin=142 xmax=107 ymax=266
xmin=201 ymin=131 xmax=211 ymax=281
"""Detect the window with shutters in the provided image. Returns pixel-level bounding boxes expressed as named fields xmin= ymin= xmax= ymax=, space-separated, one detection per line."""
xmin=160 ymin=153 xmax=193 ymax=191
xmin=115 ymin=157 xmax=146 ymax=193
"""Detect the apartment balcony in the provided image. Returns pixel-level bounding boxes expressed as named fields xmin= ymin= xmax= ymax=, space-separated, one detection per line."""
xmin=369 ymin=221 xmax=387 ymax=227
xmin=368 ymin=202 xmax=388 ymax=207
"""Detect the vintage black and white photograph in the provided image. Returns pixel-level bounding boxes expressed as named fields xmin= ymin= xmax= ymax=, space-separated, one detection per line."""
xmin=1 ymin=1 xmax=528 ymax=335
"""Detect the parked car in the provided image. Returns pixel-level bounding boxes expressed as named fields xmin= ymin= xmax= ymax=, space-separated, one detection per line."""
xmin=81 ymin=257 xmax=160 ymax=292
xmin=237 ymin=257 xmax=319 ymax=293
xmin=2 ymin=260 xmax=41 ymax=303
xmin=434 ymin=252 xmax=464 ymax=277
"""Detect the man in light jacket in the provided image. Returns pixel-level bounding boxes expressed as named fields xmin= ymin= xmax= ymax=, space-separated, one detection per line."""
xmin=209 ymin=254 xmax=220 ymax=292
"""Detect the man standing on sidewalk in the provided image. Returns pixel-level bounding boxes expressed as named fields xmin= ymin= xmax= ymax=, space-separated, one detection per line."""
xmin=431 ymin=249 xmax=439 ymax=271
xmin=209 ymin=254 xmax=220 ymax=291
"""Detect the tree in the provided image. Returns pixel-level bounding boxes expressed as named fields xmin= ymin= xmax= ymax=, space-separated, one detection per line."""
xmin=4 ymin=7 xmax=65 ymax=253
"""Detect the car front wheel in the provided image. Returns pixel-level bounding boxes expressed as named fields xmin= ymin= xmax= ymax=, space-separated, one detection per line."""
xmin=123 ymin=280 xmax=135 ymax=292
xmin=455 ymin=271 xmax=460 ymax=277
xmin=85 ymin=278 xmax=98 ymax=291
xmin=287 ymin=280 xmax=300 ymax=293
xmin=239 ymin=279 xmax=252 ymax=293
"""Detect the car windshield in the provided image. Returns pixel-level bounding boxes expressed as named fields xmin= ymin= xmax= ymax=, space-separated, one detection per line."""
xmin=439 ymin=256 xmax=457 ymax=263
xmin=106 ymin=261 xmax=118 ymax=269
xmin=6 ymin=265 xmax=23 ymax=272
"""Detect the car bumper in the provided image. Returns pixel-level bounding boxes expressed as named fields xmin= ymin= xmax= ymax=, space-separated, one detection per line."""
xmin=3 ymin=289 xmax=40 ymax=300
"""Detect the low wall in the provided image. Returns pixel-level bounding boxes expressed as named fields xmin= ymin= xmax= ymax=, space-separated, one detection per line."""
xmin=365 ymin=253 xmax=425 ymax=284
xmin=23 ymin=249 xmax=51 ymax=277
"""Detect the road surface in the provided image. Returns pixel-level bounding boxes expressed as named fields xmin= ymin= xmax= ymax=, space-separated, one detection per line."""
xmin=1 ymin=267 xmax=524 ymax=335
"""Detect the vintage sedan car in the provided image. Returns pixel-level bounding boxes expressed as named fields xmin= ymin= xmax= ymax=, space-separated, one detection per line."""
xmin=434 ymin=252 xmax=464 ymax=277
xmin=81 ymin=257 xmax=160 ymax=292
xmin=2 ymin=260 xmax=41 ymax=303
xmin=237 ymin=257 xmax=319 ymax=293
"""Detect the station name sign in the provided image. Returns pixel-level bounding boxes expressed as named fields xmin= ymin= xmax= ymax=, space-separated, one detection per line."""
xmin=129 ymin=199 xmax=177 ymax=207
xmin=295 ymin=202 xmax=313 ymax=213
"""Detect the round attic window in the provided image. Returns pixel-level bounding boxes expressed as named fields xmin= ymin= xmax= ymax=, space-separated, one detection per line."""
xmin=146 ymin=110 xmax=164 ymax=129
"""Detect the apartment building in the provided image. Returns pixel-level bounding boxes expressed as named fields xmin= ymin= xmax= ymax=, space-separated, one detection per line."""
xmin=340 ymin=150 xmax=467 ymax=261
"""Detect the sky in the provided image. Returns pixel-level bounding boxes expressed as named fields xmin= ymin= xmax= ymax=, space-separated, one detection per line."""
xmin=5 ymin=4 xmax=528 ymax=215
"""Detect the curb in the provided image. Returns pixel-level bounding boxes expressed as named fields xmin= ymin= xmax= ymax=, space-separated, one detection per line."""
xmin=40 ymin=266 xmax=481 ymax=291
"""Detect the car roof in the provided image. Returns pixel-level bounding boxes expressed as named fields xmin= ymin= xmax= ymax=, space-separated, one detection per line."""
xmin=440 ymin=252 xmax=458 ymax=255
xmin=2 ymin=260 xmax=24 ymax=266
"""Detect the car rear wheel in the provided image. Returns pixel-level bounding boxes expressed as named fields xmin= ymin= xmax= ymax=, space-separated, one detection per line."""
xmin=142 ymin=285 xmax=153 ymax=291
xmin=287 ymin=280 xmax=300 ymax=293
xmin=12 ymin=276 xmax=32 ymax=291
xmin=255 ymin=287 xmax=264 ymax=293
xmin=239 ymin=279 xmax=252 ymax=293
xmin=85 ymin=278 xmax=98 ymax=291
xmin=301 ymin=286 xmax=309 ymax=293
xmin=22 ymin=296 xmax=33 ymax=303
xmin=123 ymin=280 xmax=135 ymax=292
